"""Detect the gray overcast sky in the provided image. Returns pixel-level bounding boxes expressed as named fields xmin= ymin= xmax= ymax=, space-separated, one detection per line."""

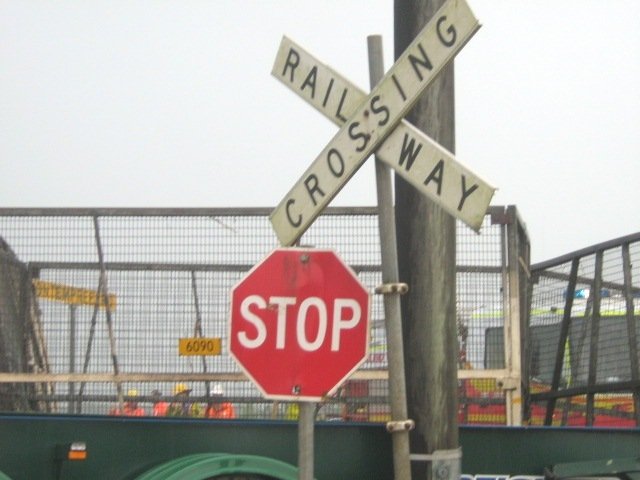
xmin=2 ymin=1 xmax=639 ymax=263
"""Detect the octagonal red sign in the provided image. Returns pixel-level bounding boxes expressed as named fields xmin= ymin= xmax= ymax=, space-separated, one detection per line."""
xmin=229 ymin=248 xmax=370 ymax=401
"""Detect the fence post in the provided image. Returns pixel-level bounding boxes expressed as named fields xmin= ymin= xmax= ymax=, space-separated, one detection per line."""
xmin=504 ymin=206 xmax=528 ymax=426
xmin=622 ymin=244 xmax=640 ymax=423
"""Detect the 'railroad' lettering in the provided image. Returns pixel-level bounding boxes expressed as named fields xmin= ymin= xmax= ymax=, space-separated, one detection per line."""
xmin=277 ymin=46 xmax=352 ymax=124
xmin=327 ymin=149 xmax=345 ymax=177
xmin=285 ymin=199 xmax=302 ymax=228
xmin=322 ymin=78 xmax=334 ymax=107
xmin=458 ymin=175 xmax=479 ymax=211
xmin=282 ymin=48 xmax=300 ymax=82
xmin=398 ymin=133 xmax=422 ymax=171
xmin=370 ymin=95 xmax=390 ymax=126
xmin=437 ymin=15 xmax=457 ymax=47
xmin=335 ymin=87 xmax=349 ymax=122
xmin=300 ymin=66 xmax=318 ymax=98
xmin=304 ymin=174 xmax=325 ymax=206
xmin=391 ymin=74 xmax=407 ymax=101
xmin=348 ymin=122 xmax=369 ymax=153
xmin=408 ymin=43 xmax=433 ymax=81
xmin=423 ymin=159 xmax=445 ymax=195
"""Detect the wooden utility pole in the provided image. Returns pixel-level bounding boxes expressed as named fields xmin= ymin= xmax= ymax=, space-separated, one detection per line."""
xmin=394 ymin=0 xmax=460 ymax=478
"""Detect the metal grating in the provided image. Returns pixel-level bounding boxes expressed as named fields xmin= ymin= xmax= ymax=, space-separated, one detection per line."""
xmin=529 ymin=233 xmax=640 ymax=427
xmin=0 ymin=206 xmax=522 ymax=422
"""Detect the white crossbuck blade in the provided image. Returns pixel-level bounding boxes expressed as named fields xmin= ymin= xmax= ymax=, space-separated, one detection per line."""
xmin=269 ymin=0 xmax=495 ymax=247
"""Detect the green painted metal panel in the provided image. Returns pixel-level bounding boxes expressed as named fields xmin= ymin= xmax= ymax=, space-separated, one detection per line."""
xmin=1 ymin=414 xmax=640 ymax=480
xmin=459 ymin=426 xmax=640 ymax=474
xmin=548 ymin=456 xmax=640 ymax=479
xmin=0 ymin=415 xmax=392 ymax=480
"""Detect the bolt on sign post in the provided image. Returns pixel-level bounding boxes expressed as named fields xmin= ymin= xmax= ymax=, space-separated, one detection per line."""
xmin=229 ymin=248 xmax=370 ymax=401
xmin=269 ymin=0 xmax=482 ymax=247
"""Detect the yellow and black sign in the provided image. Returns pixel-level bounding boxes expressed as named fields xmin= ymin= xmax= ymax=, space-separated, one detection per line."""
xmin=33 ymin=279 xmax=116 ymax=310
xmin=179 ymin=337 xmax=222 ymax=356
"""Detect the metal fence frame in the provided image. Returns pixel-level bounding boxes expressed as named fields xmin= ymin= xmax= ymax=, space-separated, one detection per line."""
xmin=0 ymin=206 xmax=528 ymax=423
xmin=528 ymin=232 xmax=640 ymax=426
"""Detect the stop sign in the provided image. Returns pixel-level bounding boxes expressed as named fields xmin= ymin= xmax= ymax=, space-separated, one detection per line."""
xmin=229 ymin=248 xmax=370 ymax=401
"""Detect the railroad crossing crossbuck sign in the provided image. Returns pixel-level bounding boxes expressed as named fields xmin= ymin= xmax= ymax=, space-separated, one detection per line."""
xmin=269 ymin=0 xmax=495 ymax=246
xmin=229 ymin=248 xmax=370 ymax=401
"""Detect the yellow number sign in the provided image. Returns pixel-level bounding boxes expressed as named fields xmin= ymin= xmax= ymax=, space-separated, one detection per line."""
xmin=178 ymin=338 xmax=222 ymax=356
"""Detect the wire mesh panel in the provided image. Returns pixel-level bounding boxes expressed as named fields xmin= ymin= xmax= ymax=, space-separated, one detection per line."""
xmin=456 ymin=213 xmax=505 ymax=371
xmin=529 ymin=233 xmax=640 ymax=427
xmin=456 ymin=206 xmax=530 ymax=425
xmin=0 ymin=207 xmax=522 ymax=423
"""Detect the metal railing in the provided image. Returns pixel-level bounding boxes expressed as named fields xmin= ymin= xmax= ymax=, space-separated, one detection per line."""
xmin=528 ymin=232 xmax=640 ymax=426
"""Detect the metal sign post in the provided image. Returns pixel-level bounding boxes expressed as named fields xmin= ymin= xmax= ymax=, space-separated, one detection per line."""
xmin=229 ymin=248 xmax=370 ymax=480
xmin=368 ymin=34 xmax=413 ymax=480
xmin=298 ymin=402 xmax=315 ymax=480
xmin=266 ymin=1 xmax=491 ymax=478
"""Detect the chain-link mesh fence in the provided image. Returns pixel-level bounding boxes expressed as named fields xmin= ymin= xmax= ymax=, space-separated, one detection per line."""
xmin=1 ymin=206 xmax=525 ymax=423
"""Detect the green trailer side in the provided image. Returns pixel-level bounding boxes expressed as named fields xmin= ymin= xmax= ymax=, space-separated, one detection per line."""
xmin=0 ymin=414 xmax=638 ymax=480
